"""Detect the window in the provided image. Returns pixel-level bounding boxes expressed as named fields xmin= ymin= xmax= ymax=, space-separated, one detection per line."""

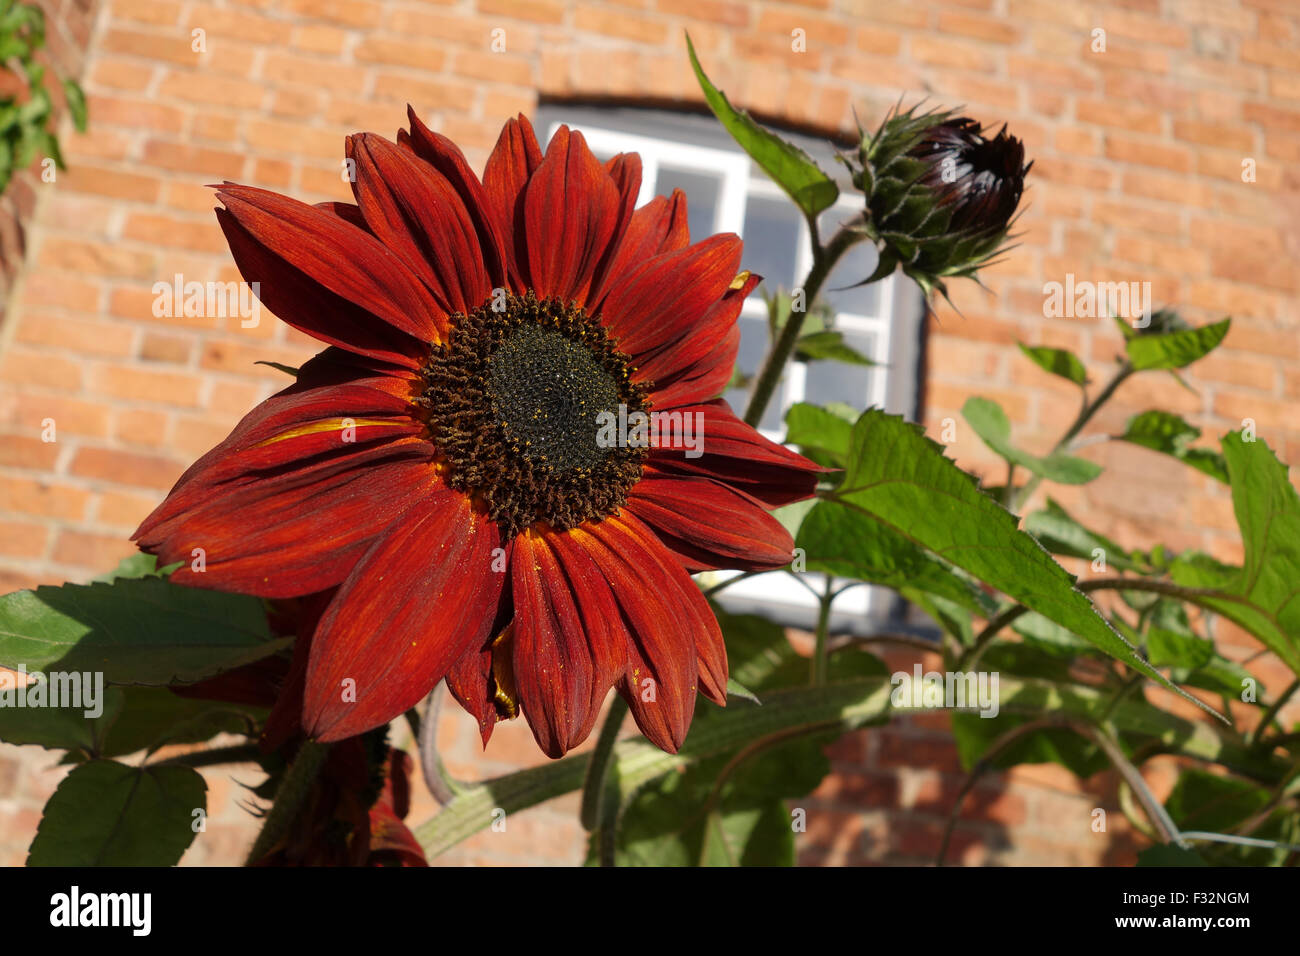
xmin=537 ymin=106 xmax=926 ymax=635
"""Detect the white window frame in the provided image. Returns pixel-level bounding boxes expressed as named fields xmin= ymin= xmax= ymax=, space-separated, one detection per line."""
xmin=541 ymin=112 xmax=924 ymax=634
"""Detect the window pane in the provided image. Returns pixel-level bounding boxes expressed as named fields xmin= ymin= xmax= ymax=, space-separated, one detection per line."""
xmin=820 ymin=207 xmax=881 ymax=316
xmin=802 ymin=330 xmax=877 ymax=410
xmin=742 ymin=194 xmax=802 ymax=293
xmin=724 ymin=314 xmax=785 ymax=432
xmin=654 ymin=165 xmax=721 ymax=240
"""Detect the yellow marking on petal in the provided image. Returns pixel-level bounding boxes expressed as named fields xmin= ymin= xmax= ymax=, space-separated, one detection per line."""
xmin=729 ymin=270 xmax=751 ymax=291
xmin=253 ymin=418 xmax=395 ymax=447
xmin=491 ymin=628 xmax=519 ymax=720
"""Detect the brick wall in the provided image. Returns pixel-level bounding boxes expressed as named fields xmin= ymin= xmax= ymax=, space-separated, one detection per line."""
xmin=1 ymin=0 xmax=1298 ymax=866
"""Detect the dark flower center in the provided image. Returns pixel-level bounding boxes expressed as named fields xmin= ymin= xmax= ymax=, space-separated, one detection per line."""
xmin=418 ymin=291 xmax=649 ymax=538
xmin=487 ymin=324 xmax=624 ymax=473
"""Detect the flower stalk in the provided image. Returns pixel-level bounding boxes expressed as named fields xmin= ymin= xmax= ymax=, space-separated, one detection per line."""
xmin=245 ymin=740 xmax=331 ymax=865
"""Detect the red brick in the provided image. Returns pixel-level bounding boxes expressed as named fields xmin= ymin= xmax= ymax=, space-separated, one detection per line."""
xmin=51 ymin=530 xmax=137 ymax=569
xmin=0 ymin=433 xmax=60 ymax=471
xmin=0 ymin=478 xmax=89 ymax=521
xmin=90 ymin=365 xmax=203 ymax=406
xmin=94 ymin=489 xmax=162 ymax=528
xmin=0 ymin=519 xmax=48 ymax=559
xmin=69 ymin=447 xmax=186 ymax=488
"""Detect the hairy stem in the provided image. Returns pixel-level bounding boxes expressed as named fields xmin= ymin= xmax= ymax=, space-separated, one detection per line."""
xmin=1252 ymin=677 xmax=1300 ymax=747
xmin=419 ymin=682 xmax=466 ymax=804
xmin=244 ymin=739 xmax=330 ymax=865
xmin=743 ymin=225 xmax=863 ymax=428
xmin=811 ymin=575 xmax=835 ymax=686
xmin=415 ymin=674 xmax=1286 ymax=860
xmin=1013 ymin=361 xmax=1134 ymax=511
xmin=580 ymin=695 xmax=629 ymax=836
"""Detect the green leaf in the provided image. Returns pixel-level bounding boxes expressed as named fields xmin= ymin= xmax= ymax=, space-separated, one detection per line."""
xmin=0 ymin=684 xmax=123 ymax=752
xmin=1171 ymin=432 xmax=1300 ymax=677
xmin=0 ymin=682 xmax=262 ymax=758
xmin=962 ymin=397 xmax=1103 ymax=485
xmin=784 ymin=401 xmax=853 ymax=464
xmin=1011 ymin=611 xmax=1099 ymax=657
xmin=686 ymin=33 xmax=838 ymax=221
xmin=1175 ymin=654 xmax=1257 ymax=699
xmin=28 ymin=760 xmax=206 ymax=866
xmin=1024 ymin=498 xmax=1141 ymax=573
xmin=1147 ymin=627 xmax=1214 ymax=670
xmin=593 ymin=730 xmax=821 ymax=866
xmin=795 ymin=499 xmax=999 ymax=632
xmin=253 ymin=360 xmax=300 ymax=377
xmin=589 ymin=610 xmax=888 ymax=866
xmin=0 ymin=576 xmax=287 ymax=685
xmin=61 ymin=78 xmax=86 ymax=131
xmin=952 ymin=712 xmax=1110 ymax=778
xmin=419 ymin=673 xmax=1286 ymax=859
xmin=1018 ymin=343 xmax=1087 ymax=386
xmin=1166 ymin=769 xmax=1269 ymax=833
xmin=795 ymin=330 xmax=876 ymax=366
xmin=1118 ymin=410 xmax=1228 ymax=484
xmin=1165 ymin=770 xmax=1298 ymax=865
xmin=96 ymin=687 xmax=263 ymax=758
xmin=1126 ymin=318 xmax=1230 ymax=371
xmin=830 ymin=409 xmax=1216 ymax=716
xmin=725 ymin=677 xmax=761 ymax=705
xmin=90 ymin=551 xmax=180 ymax=583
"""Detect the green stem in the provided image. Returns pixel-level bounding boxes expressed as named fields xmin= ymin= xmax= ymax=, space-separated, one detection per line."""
xmin=811 ymin=575 xmax=835 ymax=686
xmin=580 ymin=696 xmax=629 ymax=835
xmin=743 ymin=225 xmax=863 ymax=428
xmin=1252 ymin=677 xmax=1300 ymax=747
xmin=244 ymin=740 xmax=330 ymax=865
xmin=702 ymin=569 xmax=763 ymax=598
xmin=1013 ymin=361 xmax=1134 ymax=511
xmin=414 ymin=674 xmax=1289 ymax=860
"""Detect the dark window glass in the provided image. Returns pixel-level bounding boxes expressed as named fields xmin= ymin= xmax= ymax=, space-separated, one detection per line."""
xmin=742 ymin=194 xmax=802 ymax=294
xmin=654 ymin=165 xmax=721 ymax=240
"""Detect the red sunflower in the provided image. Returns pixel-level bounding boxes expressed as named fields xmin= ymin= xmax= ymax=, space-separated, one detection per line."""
xmin=135 ymin=109 xmax=822 ymax=758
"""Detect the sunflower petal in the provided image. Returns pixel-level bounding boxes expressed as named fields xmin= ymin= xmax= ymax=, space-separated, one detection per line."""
xmin=303 ymin=492 xmax=508 ymax=742
xmin=544 ymin=528 xmax=627 ymax=746
xmin=637 ymin=272 xmax=760 ymax=408
xmin=628 ymin=472 xmax=795 ymax=572
xmin=215 ymin=184 xmax=443 ymax=364
xmin=402 ymin=106 xmax=509 ymax=289
xmin=510 ymin=533 xmax=595 ymax=757
xmin=521 ymin=126 xmax=621 ymax=304
xmin=445 ymin=647 xmax=498 ymax=746
xmin=578 ymin=514 xmax=713 ymax=752
xmin=599 ymin=234 xmax=742 ymax=360
xmin=134 ymin=359 xmax=433 ymax=597
xmin=481 ymin=114 xmax=543 ymax=290
xmin=348 ymin=132 xmax=492 ymax=315
xmin=586 ymin=152 xmax=643 ymax=303
xmin=648 ymin=399 xmax=823 ymax=507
